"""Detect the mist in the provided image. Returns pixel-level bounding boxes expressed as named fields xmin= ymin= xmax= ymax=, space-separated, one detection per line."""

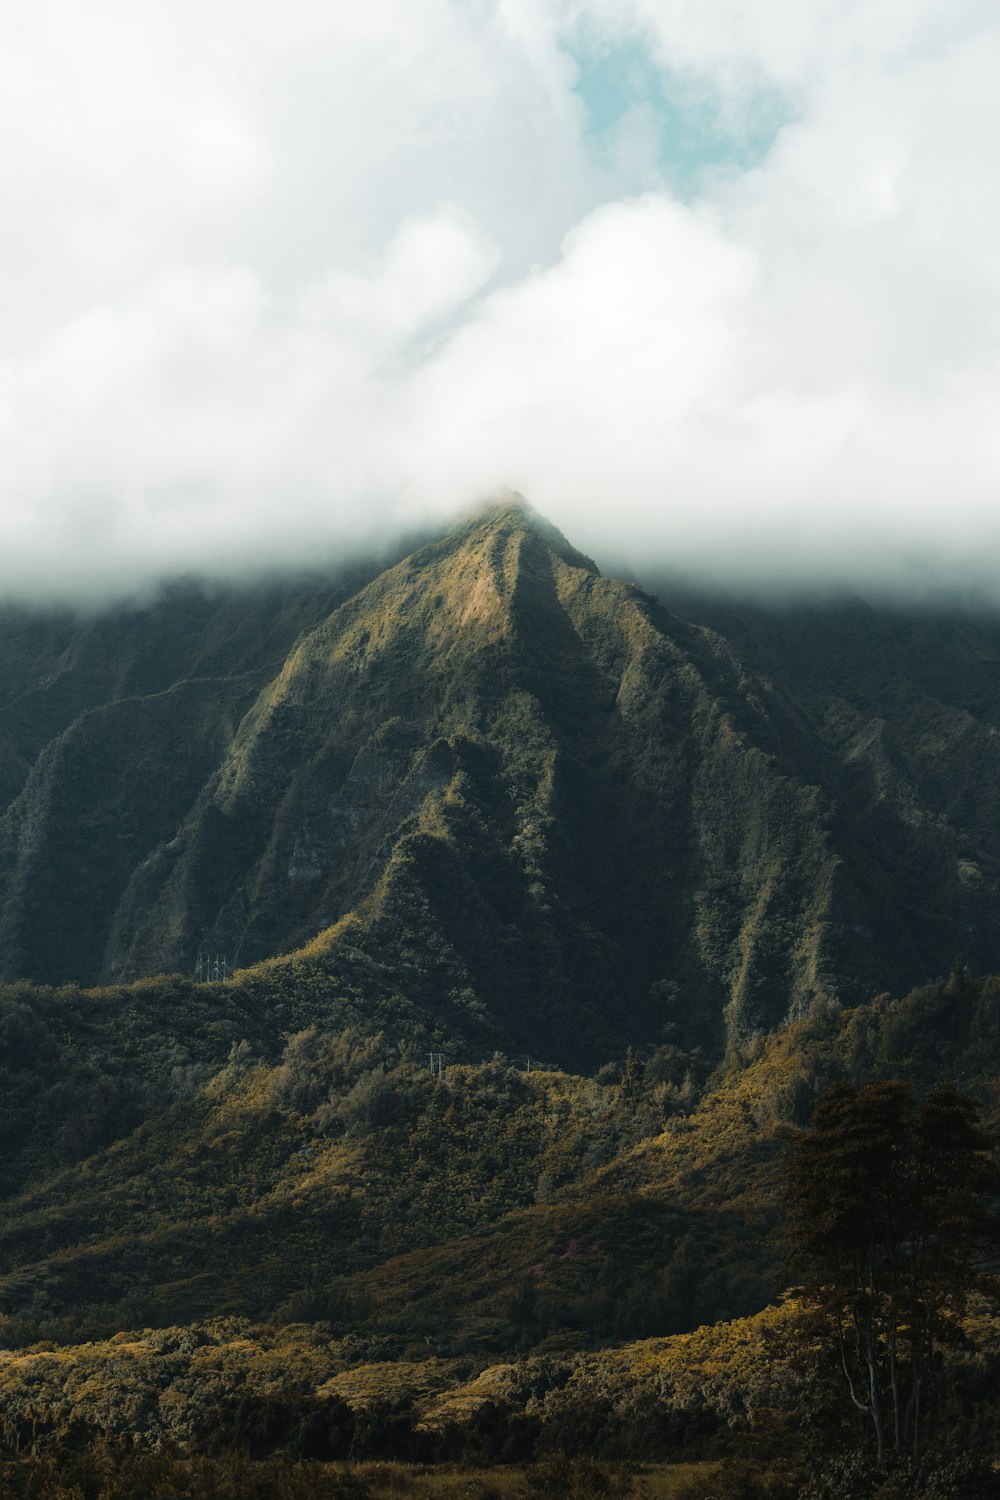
xmin=4 ymin=1 xmax=1000 ymax=604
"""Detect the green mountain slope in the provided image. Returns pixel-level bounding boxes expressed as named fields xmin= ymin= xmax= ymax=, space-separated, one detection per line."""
xmin=0 ymin=502 xmax=999 ymax=1068
xmin=107 ymin=503 xmax=847 ymax=1059
xmin=0 ymin=965 xmax=995 ymax=1353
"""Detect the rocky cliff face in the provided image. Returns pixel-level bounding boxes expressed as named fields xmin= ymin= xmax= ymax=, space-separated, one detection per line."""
xmin=0 ymin=503 xmax=997 ymax=1064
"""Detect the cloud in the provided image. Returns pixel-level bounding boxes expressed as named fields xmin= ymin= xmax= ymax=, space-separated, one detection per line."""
xmin=2 ymin=0 xmax=1000 ymax=598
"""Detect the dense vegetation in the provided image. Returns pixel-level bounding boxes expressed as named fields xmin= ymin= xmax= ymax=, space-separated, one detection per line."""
xmin=0 ymin=962 xmax=995 ymax=1493
xmin=2 ymin=504 xmax=1000 ymax=1067
xmin=785 ymin=1079 xmax=1000 ymax=1466
xmin=0 ymin=506 xmax=999 ymax=1493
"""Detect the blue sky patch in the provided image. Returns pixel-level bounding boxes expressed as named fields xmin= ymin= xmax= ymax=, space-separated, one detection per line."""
xmin=570 ymin=38 xmax=789 ymax=194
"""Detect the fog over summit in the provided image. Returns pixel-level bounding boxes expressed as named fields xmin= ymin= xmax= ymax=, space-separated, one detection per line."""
xmin=4 ymin=1 xmax=1000 ymax=601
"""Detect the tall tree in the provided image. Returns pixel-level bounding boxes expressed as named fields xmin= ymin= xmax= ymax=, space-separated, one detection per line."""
xmin=784 ymin=1080 xmax=999 ymax=1465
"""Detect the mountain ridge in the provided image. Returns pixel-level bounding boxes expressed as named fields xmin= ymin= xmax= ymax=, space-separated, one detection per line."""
xmin=0 ymin=503 xmax=998 ymax=1065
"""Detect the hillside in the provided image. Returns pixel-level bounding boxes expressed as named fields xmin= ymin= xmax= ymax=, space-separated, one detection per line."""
xmin=0 ymin=963 xmax=995 ymax=1350
xmin=1 ymin=502 xmax=1000 ymax=1493
xmin=1 ymin=502 xmax=1000 ymax=1070
xmin=0 ymin=966 xmax=996 ymax=1494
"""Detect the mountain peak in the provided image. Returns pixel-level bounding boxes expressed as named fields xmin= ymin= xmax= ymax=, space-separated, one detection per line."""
xmin=445 ymin=494 xmax=601 ymax=578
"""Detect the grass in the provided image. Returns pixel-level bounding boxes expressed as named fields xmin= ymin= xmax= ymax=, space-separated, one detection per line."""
xmin=345 ymin=1459 xmax=724 ymax=1496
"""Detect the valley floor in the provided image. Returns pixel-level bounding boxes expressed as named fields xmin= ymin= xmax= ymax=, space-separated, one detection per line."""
xmin=0 ymin=1455 xmax=724 ymax=1499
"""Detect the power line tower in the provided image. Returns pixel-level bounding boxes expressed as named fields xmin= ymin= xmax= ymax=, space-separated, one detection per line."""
xmin=428 ymin=1051 xmax=445 ymax=1078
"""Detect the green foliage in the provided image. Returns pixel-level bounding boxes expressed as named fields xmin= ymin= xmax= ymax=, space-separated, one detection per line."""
xmin=798 ymin=1451 xmax=1000 ymax=1499
xmin=3 ymin=507 xmax=1000 ymax=1485
xmin=672 ymin=1459 xmax=803 ymax=1499
xmin=5 ymin=504 xmax=1000 ymax=1072
xmin=0 ymin=1450 xmax=381 ymax=1499
xmin=0 ymin=943 xmax=996 ymax=1477
xmin=784 ymin=1080 xmax=1000 ymax=1467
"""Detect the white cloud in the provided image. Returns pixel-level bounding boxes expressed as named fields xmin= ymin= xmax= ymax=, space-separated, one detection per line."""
xmin=301 ymin=208 xmax=501 ymax=345
xmin=2 ymin=0 xmax=1000 ymax=597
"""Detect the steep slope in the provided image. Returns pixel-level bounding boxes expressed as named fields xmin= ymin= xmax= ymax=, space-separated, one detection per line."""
xmin=0 ymin=569 xmax=383 ymax=809
xmin=0 ymin=558 xmax=402 ymax=987
xmin=98 ymin=504 xmax=852 ymax=1060
xmin=652 ymin=589 xmax=1000 ymax=986
xmin=0 ymin=503 xmax=999 ymax=1063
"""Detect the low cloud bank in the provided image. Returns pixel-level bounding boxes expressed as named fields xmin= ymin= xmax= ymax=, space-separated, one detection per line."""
xmin=3 ymin=1 xmax=1000 ymax=601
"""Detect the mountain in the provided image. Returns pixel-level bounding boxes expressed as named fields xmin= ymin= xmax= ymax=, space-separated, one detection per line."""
xmin=0 ymin=511 xmax=999 ymax=1493
xmin=1 ymin=501 xmax=999 ymax=1069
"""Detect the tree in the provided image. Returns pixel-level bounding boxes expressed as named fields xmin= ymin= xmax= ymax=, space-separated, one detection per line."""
xmin=783 ymin=1080 xmax=999 ymax=1467
xmin=618 ymin=1046 xmax=646 ymax=1110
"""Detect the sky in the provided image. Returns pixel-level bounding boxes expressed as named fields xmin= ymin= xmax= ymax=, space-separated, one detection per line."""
xmin=3 ymin=0 xmax=1000 ymax=599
